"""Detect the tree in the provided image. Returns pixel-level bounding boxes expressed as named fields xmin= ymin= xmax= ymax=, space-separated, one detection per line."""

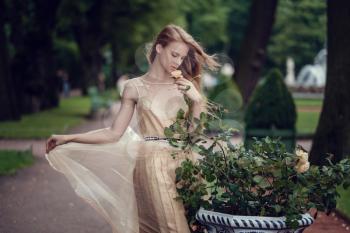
xmin=181 ymin=0 xmax=229 ymax=53
xmin=105 ymin=0 xmax=180 ymax=81
xmin=226 ymin=0 xmax=252 ymax=62
xmin=234 ymin=0 xmax=278 ymax=104
xmin=8 ymin=0 xmax=61 ymax=114
xmin=57 ymin=0 xmax=181 ymax=92
xmin=309 ymin=1 xmax=350 ymax=165
xmin=267 ymin=0 xmax=326 ymax=73
xmin=0 ymin=0 xmax=20 ymax=120
xmin=57 ymin=0 xmax=108 ymax=94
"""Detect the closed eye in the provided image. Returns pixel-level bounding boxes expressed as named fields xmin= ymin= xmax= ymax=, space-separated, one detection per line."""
xmin=172 ymin=52 xmax=186 ymax=60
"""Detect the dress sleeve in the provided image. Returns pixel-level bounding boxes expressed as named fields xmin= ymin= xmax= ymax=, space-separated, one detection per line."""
xmin=120 ymin=79 xmax=139 ymax=107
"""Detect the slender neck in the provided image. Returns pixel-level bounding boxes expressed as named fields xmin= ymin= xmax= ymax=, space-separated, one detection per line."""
xmin=147 ymin=57 xmax=173 ymax=82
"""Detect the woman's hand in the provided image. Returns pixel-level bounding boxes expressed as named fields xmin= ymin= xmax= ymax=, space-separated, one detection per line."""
xmin=175 ymin=76 xmax=203 ymax=103
xmin=46 ymin=134 xmax=69 ymax=153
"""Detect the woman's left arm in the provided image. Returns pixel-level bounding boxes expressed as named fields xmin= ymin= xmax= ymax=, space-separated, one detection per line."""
xmin=190 ymin=98 xmax=205 ymax=121
xmin=175 ymin=77 xmax=206 ymax=130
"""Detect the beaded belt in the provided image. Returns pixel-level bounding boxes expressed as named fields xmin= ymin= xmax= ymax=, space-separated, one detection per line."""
xmin=144 ymin=136 xmax=170 ymax=141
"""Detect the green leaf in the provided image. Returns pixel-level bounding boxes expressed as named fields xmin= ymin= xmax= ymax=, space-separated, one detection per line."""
xmin=253 ymin=175 xmax=270 ymax=188
xmin=260 ymin=206 xmax=266 ymax=216
xmin=228 ymin=183 xmax=239 ymax=192
xmin=272 ymin=169 xmax=282 ymax=178
xmin=177 ymin=109 xmax=185 ymax=119
xmin=253 ymin=175 xmax=263 ymax=184
xmin=221 ymin=192 xmax=230 ymax=199
xmin=175 ymin=167 xmax=182 ymax=176
xmin=164 ymin=127 xmax=174 ymax=137
xmin=273 ymin=205 xmax=282 ymax=213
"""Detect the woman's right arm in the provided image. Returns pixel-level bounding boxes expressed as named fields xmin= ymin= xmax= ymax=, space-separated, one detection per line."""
xmin=46 ymin=80 xmax=138 ymax=153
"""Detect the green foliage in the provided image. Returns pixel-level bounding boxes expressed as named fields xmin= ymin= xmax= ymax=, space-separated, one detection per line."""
xmin=88 ymin=87 xmax=118 ymax=112
xmin=180 ymin=0 xmax=230 ymax=53
xmin=56 ymin=0 xmax=181 ymax=76
xmin=53 ymin=38 xmax=80 ymax=87
xmin=207 ymin=75 xmax=243 ymax=132
xmin=165 ymin=103 xmax=350 ymax=230
xmin=267 ymin=0 xmax=327 ymax=72
xmin=0 ymin=150 xmax=34 ymax=175
xmin=208 ymin=74 xmax=243 ymax=119
xmin=245 ymin=69 xmax=296 ymax=130
xmin=225 ymin=0 xmax=252 ymax=59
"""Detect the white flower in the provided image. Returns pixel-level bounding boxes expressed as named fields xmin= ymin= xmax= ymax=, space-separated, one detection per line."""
xmin=296 ymin=149 xmax=309 ymax=165
xmin=295 ymin=149 xmax=310 ymax=173
xmin=295 ymin=161 xmax=310 ymax=173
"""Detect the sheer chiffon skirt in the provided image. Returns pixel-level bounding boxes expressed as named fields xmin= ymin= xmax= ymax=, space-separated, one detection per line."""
xmin=45 ymin=127 xmax=192 ymax=233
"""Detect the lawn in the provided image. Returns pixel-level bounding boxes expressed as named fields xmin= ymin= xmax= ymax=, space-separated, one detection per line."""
xmin=295 ymin=98 xmax=323 ymax=136
xmin=0 ymin=150 xmax=34 ymax=175
xmin=294 ymin=98 xmax=323 ymax=108
xmin=0 ymin=96 xmax=90 ymax=139
xmin=337 ymin=186 xmax=350 ymax=218
xmin=296 ymin=111 xmax=320 ymax=136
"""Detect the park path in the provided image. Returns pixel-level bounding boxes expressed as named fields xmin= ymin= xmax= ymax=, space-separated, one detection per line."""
xmin=0 ymin=104 xmax=121 ymax=233
xmin=0 ymin=103 xmax=349 ymax=233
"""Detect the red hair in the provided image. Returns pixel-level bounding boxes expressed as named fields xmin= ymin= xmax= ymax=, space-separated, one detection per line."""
xmin=147 ymin=24 xmax=220 ymax=91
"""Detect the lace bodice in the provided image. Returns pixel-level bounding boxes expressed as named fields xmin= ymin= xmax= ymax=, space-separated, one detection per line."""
xmin=122 ymin=77 xmax=189 ymax=137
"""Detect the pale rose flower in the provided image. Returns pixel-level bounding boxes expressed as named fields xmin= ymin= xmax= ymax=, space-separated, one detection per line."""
xmin=296 ymin=149 xmax=309 ymax=165
xmin=295 ymin=161 xmax=310 ymax=173
xmin=171 ymin=70 xmax=182 ymax=79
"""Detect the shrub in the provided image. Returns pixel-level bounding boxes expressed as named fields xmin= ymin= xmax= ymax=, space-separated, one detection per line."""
xmin=245 ymin=69 xmax=296 ymax=130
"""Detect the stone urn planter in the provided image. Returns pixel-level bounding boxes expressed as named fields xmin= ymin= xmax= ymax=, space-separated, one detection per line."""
xmin=196 ymin=208 xmax=314 ymax=233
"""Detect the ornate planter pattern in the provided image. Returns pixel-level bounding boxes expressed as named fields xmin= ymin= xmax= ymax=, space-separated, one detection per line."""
xmin=196 ymin=208 xmax=314 ymax=233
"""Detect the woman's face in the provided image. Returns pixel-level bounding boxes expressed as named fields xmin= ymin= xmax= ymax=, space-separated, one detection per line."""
xmin=156 ymin=41 xmax=189 ymax=74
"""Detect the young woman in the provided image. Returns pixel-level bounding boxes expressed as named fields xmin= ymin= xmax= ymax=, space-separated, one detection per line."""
xmin=46 ymin=24 xmax=219 ymax=233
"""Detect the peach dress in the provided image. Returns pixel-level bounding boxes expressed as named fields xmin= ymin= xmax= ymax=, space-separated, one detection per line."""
xmin=46 ymin=77 xmax=193 ymax=233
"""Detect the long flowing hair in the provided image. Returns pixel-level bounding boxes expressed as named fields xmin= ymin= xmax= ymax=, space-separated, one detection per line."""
xmin=147 ymin=24 xmax=220 ymax=91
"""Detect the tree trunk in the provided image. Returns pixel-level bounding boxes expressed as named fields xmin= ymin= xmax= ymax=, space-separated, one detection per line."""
xmin=8 ymin=0 xmax=60 ymax=114
xmin=234 ymin=0 xmax=278 ymax=104
xmin=77 ymin=39 xmax=103 ymax=94
xmin=32 ymin=0 xmax=61 ymax=110
xmin=309 ymin=1 xmax=350 ymax=165
xmin=0 ymin=0 xmax=20 ymax=121
xmin=73 ymin=1 xmax=105 ymax=95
